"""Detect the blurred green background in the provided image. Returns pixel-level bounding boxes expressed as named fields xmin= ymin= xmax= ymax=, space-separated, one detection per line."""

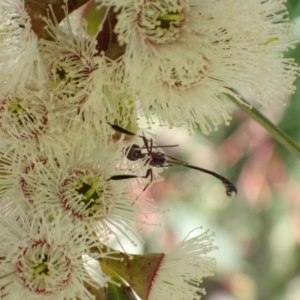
xmin=134 ymin=1 xmax=300 ymax=300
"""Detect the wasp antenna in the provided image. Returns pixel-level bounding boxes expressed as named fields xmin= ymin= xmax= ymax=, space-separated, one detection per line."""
xmin=108 ymin=122 xmax=136 ymax=136
xmin=149 ymin=144 xmax=179 ymax=148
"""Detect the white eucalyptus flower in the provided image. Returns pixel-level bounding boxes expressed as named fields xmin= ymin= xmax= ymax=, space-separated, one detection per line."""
xmin=39 ymin=5 xmax=98 ymax=112
xmin=91 ymin=55 xmax=138 ymax=129
xmin=0 ymin=87 xmax=48 ymax=141
xmin=0 ymin=0 xmax=45 ymax=96
xmin=148 ymin=228 xmax=217 ymax=300
xmin=18 ymin=136 xmax=161 ymax=249
xmin=0 ymin=205 xmax=109 ymax=300
xmin=102 ymin=0 xmax=298 ymax=133
xmin=0 ymin=85 xmax=67 ymax=155
xmin=39 ymin=4 xmax=136 ymax=134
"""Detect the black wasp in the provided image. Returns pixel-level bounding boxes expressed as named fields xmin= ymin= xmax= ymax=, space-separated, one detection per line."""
xmin=108 ymin=123 xmax=237 ymax=197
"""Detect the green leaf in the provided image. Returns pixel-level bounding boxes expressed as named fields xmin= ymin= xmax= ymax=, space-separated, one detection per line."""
xmin=101 ymin=263 xmax=139 ymax=300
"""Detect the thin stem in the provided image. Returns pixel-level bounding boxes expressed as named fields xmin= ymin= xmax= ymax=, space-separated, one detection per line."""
xmin=226 ymin=93 xmax=300 ymax=159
